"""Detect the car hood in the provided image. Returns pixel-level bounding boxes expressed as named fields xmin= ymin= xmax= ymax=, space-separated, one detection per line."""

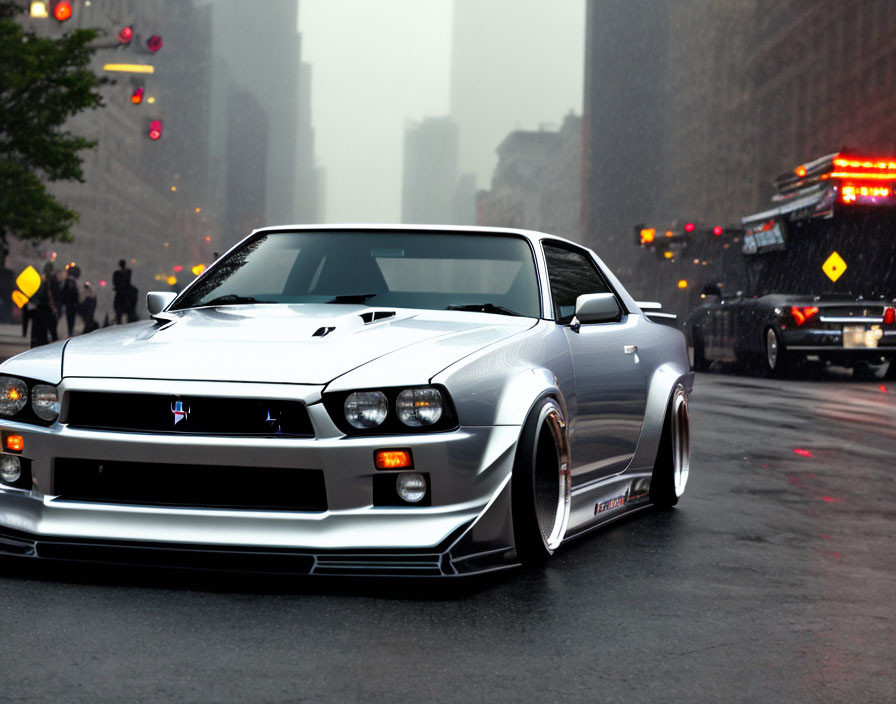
xmin=59 ymin=304 xmax=536 ymax=385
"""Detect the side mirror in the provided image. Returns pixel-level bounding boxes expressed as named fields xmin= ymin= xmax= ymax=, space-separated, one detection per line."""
xmin=702 ymin=283 xmax=723 ymax=298
xmin=147 ymin=291 xmax=177 ymax=315
xmin=574 ymin=293 xmax=621 ymax=324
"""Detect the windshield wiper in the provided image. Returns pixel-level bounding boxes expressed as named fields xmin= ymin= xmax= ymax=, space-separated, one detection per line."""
xmin=326 ymin=293 xmax=378 ymax=304
xmin=446 ymin=303 xmax=522 ymax=316
xmin=200 ymin=294 xmax=267 ymax=307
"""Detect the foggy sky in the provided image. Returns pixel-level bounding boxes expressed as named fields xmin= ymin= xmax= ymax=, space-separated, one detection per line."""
xmin=300 ymin=0 xmax=584 ymax=223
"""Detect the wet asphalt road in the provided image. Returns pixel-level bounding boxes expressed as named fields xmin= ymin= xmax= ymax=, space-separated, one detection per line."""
xmin=1 ymin=371 xmax=894 ymax=703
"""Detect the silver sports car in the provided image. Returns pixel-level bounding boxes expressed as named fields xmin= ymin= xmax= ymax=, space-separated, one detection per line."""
xmin=0 ymin=226 xmax=693 ymax=576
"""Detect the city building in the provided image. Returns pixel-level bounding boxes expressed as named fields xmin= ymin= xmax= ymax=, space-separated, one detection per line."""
xmin=477 ymin=114 xmax=582 ymax=241
xmin=401 ymin=117 xmax=460 ymax=225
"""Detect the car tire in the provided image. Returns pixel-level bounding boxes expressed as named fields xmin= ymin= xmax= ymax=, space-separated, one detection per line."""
xmin=692 ymin=328 xmax=709 ymax=372
xmin=649 ymin=385 xmax=690 ymax=508
xmin=511 ymin=397 xmax=571 ymax=565
xmin=762 ymin=326 xmax=789 ymax=377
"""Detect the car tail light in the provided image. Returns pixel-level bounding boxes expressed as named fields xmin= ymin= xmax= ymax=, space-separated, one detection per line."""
xmin=791 ymin=306 xmax=819 ymax=326
xmin=884 ymin=307 xmax=895 ymax=325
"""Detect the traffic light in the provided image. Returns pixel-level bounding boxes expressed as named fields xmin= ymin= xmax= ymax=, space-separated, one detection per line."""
xmin=712 ymin=225 xmax=723 ymax=236
xmin=148 ymin=119 xmax=162 ymax=140
xmin=29 ymin=2 xmax=49 ymax=18
xmin=131 ymin=86 xmax=144 ymax=104
xmin=118 ymin=26 xmax=134 ymax=43
xmin=146 ymin=35 xmax=163 ymax=53
xmin=52 ymin=0 xmax=72 ymax=21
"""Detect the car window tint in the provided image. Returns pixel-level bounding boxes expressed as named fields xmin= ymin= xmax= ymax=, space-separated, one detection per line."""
xmin=376 ymin=258 xmax=522 ymax=294
xmin=543 ymin=242 xmax=611 ymax=323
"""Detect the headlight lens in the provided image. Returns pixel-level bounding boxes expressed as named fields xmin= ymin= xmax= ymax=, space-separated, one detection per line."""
xmin=396 ymin=388 xmax=443 ymax=426
xmin=0 ymin=455 xmax=22 ymax=484
xmin=344 ymin=391 xmax=388 ymax=429
xmin=31 ymin=384 xmax=60 ymax=422
xmin=0 ymin=376 xmax=28 ymax=416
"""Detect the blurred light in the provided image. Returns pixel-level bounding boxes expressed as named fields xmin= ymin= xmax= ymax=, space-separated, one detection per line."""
xmin=5 ymin=435 xmax=24 ymax=453
xmin=148 ymin=120 xmax=162 ymax=140
xmin=147 ymin=96 xmax=156 ymax=104
xmin=204 ymin=236 xmax=211 ymax=242
xmin=883 ymin=307 xmax=895 ymax=325
xmin=831 ymin=171 xmax=895 ymax=180
xmin=713 ymin=226 xmax=723 ymax=236
xmin=663 ymin=251 xmax=674 ymax=260
xmin=173 ymin=265 xmax=183 ymax=273
xmin=170 ymin=185 xmax=177 ymax=192
xmin=11 ymin=291 xmax=29 ymax=309
xmin=130 ymin=258 xmax=136 ymax=264
xmin=794 ymin=448 xmax=812 ymax=457
xmin=29 ymin=2 xmax=48 ymax=18
xmin=692 ymin=258 xmax=700 ymax=264
xmin=639 ymin=227 xmax=655 ymax=244
xmin=99 ymin=280 xmax=106 ymax=287
xmin=677 ymin=280 xmax=688 ymax=289
xmin=163 ymin=242 xmax=169 ymax=248
xmin=684 ymin=222 xmax=695 ymax=232
xmin=195 ymin=207 xmax=201 ymax=213
xmin=104 ymin=64 xmax=155 ymax=74
xmin=791 ymin=306 xmax=819 ymax=326
xmin=53 ymin=0 xmax=72 ymax=21
xmin=130 ymin=86 xmax=144 ymax=104
xmin=118 ymin=26 xmax=133 ymax=43
xmin=146 ymin=35 xmax=163 ymax=52
xmin=833 ymin=157 xmax=896 ymax=170
xmin=375 ymin=449 xmax=413 ymax=470
xmin=795 ymin=165 xmax=807 ymax=177
xmin=154 ymin=274 xmax=163 ymax=281
xmin=166 ymin=275 xmax=177 ymax=286
xmin=880 ymin=385 xmax=888 ymax=393
xmin=191 ymin=264 xmax=206 ymax=276
xmin=50 ymin=251 xmax=57 ymax=259
xmin=665 ymin=230 xmax=674 ymax=238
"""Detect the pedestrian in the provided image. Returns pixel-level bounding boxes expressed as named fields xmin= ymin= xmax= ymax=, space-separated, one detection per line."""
xmin=79 ymin=281 xmax=98 ymax=333
xmin=29 ymin=263 xmax=58 ymax=348
xmin=112 ymin=258 xmax=138 ymax=323
xmin=46 ymin=263 xmax=61 ymax=341
xmin=61 ymin=268 xmax=80 ymax=337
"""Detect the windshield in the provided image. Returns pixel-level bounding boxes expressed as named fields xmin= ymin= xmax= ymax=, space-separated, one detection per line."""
xmin=170 ymin=231 xmax=541 ymax=316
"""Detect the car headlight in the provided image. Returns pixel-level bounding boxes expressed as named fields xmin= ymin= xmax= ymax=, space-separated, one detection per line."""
xmin=396 ymin=388 xmax=443 ymax=426
xmin=0 ymin=376 xmax=28 ymax=416
xmin=344 ymin=391 xmax=388 ymax=429
xmin=31 ymin=384 xmax=60 ymax=422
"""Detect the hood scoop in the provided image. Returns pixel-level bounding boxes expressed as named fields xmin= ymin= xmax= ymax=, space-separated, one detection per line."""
xmin=360 ymin=310 xmax=396 ymax=324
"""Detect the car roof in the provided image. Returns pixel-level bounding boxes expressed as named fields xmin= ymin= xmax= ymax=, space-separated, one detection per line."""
xmin=249 ymin=223 xmax=576 ymax=248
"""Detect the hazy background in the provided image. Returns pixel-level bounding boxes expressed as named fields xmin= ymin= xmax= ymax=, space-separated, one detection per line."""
xmin=300 ymin=0 xmax=584 ymax=222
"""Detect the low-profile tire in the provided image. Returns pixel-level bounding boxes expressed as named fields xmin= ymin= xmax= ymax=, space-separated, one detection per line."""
xmin=762 ymin=326 xmax=790 ymax=377
xmin=692 ymin=328 xmax=710 ymax=372
xmin=511 ymin=397 xmax=571 ymax=565
xmin=649 ymin=385 xmax=690 ymax=508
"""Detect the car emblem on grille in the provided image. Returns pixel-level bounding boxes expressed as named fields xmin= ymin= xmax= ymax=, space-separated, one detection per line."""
xmin=171 ymin=400 xmax=189 ymax=425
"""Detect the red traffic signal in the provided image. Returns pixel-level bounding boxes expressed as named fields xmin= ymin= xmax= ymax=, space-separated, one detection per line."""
xmin=146 ymin=35 xmax=163 ymax=53
xmin=148 ymin=120 xmax=162 ymax=140
xmin=52 ymin=0 xmax=72 ymax=21
xmin=118 ymin=26 xmax=134 ymax=43
xmin=131 ymin=86 xmax=144 ymax=104
xmin=684 ymin=222 xmax=695 ymax=232
xmin=713 ymin=226 xmax=723 ymax=236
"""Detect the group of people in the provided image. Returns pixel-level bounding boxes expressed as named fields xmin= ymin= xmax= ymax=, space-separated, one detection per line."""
xmin=25 ymin=259 xmax=138 ymax=348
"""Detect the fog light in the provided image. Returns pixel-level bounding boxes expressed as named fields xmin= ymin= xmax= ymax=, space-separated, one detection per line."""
xmin=375 ymin=449 xmax=413 ymax=469
xmin=0 ymin=455 xmax=21 ymax=484
xmin=396 ymin=472 xmax=426 ymax=503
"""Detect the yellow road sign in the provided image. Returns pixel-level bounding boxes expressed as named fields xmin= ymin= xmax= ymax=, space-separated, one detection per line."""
xmin=822 ymin=251 xmax=847 ymax=282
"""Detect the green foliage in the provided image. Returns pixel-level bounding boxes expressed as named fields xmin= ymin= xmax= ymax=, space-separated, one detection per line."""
xmin=0 ymin=0 xmax=106 ymax=246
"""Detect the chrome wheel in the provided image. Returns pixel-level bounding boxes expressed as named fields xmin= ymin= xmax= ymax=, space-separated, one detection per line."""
xmin=670 ymin=386 xmax=689 ymax=497
xmin=766 ymin=328 xmax=779 ymax=370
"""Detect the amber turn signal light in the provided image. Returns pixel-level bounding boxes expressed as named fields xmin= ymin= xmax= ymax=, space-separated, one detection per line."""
xmin=375 ymin=449 xmax=413 ymax=470
xmin=5 ymin=434 xmax=24 ymax=452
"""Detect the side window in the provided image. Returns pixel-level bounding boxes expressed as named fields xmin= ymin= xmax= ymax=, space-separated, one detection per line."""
xmin=542 ymin=242 xmax=614 ymax=324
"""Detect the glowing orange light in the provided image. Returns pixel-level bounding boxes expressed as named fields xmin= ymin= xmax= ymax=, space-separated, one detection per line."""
xmin=5 ymin=435 xmax=24 ymax=452
xmin=11 ymin=291 xmax=29 ymax=309
xmin=195 ymin=207 xmax=201 ymax=213
xmin=167 ymin=275 xmax=177 ymax=286
xmin=795 ymin=165 xmax=807 ymax=177
xmin=677 ymin=279 xmax=687 ymax=289
xmin=204 ymin=236 xmax=212 ymax=243
xmin=663 ymin=251 xmax=674 ymax=260
xmin=6 ymin=388 xmax=21 ymax=402
xmin=639 ymin=228 xmax=656 ymax=244
xmin=791 ymin=306 xmax=819 ymax=326
xmin=191 ymin=264 xmax=206 ymax=276
xmin=53 ymin=0 xmax=72 ymax=21
xmin=831 ymin=171 xmax=896 ymax=180
xmin=375 ymin=449 xmax=413 ymax=470
xmin=665 ymin=230 xmax=674 ymax=238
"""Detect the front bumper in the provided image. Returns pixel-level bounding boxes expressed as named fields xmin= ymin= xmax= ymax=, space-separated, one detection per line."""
xmin=0 ymin=379 xmax=522 ymax=576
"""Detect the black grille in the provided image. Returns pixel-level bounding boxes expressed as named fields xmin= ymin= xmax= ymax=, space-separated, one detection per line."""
xmin=53 ymin=458 xmax=327 ymax=511
xmin=66 ymin=392 xmax=314 ymax=437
